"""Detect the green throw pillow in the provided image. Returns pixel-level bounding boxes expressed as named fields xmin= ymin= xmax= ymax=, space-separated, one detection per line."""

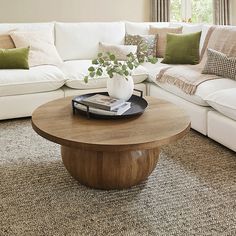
xmin=0 ymin=47 xmax=30 ymax=69
xmin=162 ymin=31 xmax=201 ymax=65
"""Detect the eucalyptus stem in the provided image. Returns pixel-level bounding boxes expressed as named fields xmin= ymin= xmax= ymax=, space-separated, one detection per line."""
xmin=84 ymin=50 xmax=157 ymax=83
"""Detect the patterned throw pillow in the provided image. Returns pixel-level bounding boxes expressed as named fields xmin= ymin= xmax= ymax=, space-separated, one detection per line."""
xmin=125 ymin=34 xmax=157 ymax=62
xmin=149 ymin=26 xmax=183 ymax=58
xmin=202 ymin=49 xmax=236 ymax=80
xmin=98 ymin=42 xmax=137 ymax=61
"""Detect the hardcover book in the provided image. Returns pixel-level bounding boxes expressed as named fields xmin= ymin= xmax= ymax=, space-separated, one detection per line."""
xmin=75 ymin=102 xmax=131 ymax=116
xmin=80 ymin=94 xmax=125 ymax=111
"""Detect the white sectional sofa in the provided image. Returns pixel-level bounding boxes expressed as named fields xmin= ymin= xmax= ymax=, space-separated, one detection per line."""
xmin=0 ymin=21 xmax=235 ymax=152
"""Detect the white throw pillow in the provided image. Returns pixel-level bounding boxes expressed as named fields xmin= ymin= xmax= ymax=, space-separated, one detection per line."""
xmin=98 ymin=42 xmax=137 ymax=61
xmin=205 ymin=88 xmax=236 ymax=121
xmin=10 ymin=30 xmax=63 ymax=67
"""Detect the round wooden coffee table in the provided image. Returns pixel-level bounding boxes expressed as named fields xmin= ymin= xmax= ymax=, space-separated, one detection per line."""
xmin=32 ymin=96 xmax=190 ymax=190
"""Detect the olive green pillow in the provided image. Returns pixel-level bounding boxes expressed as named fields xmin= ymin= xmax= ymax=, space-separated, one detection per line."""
xmin=162 ymin=31 xmax=202 ymax=65
xmin=0 ymin=47 xmax=30 ymax=69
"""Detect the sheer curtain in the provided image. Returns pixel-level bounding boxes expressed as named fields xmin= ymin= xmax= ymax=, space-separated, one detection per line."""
xmin=151 ymin=0 xmax=170 ymax=22
xmin=213 ymin=0 xmax=230 ymax=25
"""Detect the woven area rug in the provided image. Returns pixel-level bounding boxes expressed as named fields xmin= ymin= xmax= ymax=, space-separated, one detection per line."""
xmin=0 ymin=119 xmax=235 ymax=236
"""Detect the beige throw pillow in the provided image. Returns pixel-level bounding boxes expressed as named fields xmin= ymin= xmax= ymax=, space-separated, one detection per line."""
xmin=149 ymin=26 xmax=183 ymax=58
xmin=98 ymin=42 xmax=137 ymax=61
xmin=0 ymin=33 xmax=15 ymax=49
xmin=10 ymin=30 xmax=63 ymax=67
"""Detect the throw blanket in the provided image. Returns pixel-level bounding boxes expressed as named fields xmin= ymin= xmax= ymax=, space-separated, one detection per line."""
xmin=157 ymin=65 xmax=219 ymax=95
xmin=157 ymin=26 xmax=236 ymax=95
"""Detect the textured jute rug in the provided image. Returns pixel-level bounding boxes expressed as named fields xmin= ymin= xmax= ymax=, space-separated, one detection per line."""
xmin=0 ymin=119 xmax=235 ymax=236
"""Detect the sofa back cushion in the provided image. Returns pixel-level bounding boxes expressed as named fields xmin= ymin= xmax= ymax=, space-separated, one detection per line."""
xmin=169 ymin=22 xmax=210 ymax=54
xmin=55 ymin=22 xmax=126 ymax=61
xmin=0 ymin=23 xmax=54 ymax=35
xmin=125 ymin=22 xmax=169 ymax=35
xmin=169 ymin=22 xmax=203 ymax=34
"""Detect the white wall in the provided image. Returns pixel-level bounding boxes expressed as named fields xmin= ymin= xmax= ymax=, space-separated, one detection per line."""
xmin=231 ymin=0 xmax=236 ymax=25
xmin=0 ymin=0 xmax=151 ymax=23
xmin=0 ymin=0 xmax=235 ymax=25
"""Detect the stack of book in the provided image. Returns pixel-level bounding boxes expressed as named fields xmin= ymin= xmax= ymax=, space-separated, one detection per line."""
xmin=75 ymin=94 xmax=131 ymax=116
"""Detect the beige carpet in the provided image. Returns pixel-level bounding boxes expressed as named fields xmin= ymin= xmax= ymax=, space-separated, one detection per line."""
xmin=0 ymin=119 xmax=235 ymax=236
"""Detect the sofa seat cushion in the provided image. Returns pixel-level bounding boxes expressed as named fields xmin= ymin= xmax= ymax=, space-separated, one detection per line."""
xmin=62 ymin=60 xmax=148 ymax=90
xmin=155 ymin=78 xmax=236 ymax=106
xmin=154 ymin=81 xmax=209 ymax=106
xmin=142 ymin=60 xmax=171 ymax=81
xmin=205 ymin=88 xmax=236 ymax=121
xmin=134 ymin=61 xmax=209 ymax=106
xmin=144 ymin=60 xmax=236 ymax=106
xmin=0 ymin=65 xmax=65 ymax=97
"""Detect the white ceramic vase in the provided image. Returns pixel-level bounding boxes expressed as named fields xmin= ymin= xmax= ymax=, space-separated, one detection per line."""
xmin=107 ymin=75 xmax=134 ymax=101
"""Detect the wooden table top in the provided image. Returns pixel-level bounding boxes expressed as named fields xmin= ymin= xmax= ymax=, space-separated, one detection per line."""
xmin=32 ymin=96 xmax=191 ymax=152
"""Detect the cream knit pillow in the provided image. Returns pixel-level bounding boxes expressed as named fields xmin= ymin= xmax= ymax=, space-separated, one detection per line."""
xmin=10 ymin=30 xmax=63 ymax=67
xmin=99 ymin=42 xmax=137 ymax=61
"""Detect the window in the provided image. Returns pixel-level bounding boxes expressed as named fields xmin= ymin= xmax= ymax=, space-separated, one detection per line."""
xmin=170 ymin=0 xmax=213 ymax=23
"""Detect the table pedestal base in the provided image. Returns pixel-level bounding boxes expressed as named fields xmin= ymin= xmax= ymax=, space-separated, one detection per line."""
xmin=61 ymin=146 xmax=160 ymax=190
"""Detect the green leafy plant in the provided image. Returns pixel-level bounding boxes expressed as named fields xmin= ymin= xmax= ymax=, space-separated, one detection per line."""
xmin=84 ymin=49 xmax=157 ymax=83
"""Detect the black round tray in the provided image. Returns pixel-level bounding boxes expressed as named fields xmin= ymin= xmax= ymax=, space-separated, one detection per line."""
xmin=72 ymin=91 xmax=148 ymax=119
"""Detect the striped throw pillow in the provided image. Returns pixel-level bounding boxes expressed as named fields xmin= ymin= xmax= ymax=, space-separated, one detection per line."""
xmin=202 ymin=49 xmax=236 ymax=80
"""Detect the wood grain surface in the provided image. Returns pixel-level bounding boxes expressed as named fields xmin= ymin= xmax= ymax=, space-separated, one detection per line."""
xmin=32 ymin=96 xmax=191 ymax=152
xmin=61 ymin=145 xmax=160 ymax=190
xmin=32 ymin=96 xmax=190 ymax=189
